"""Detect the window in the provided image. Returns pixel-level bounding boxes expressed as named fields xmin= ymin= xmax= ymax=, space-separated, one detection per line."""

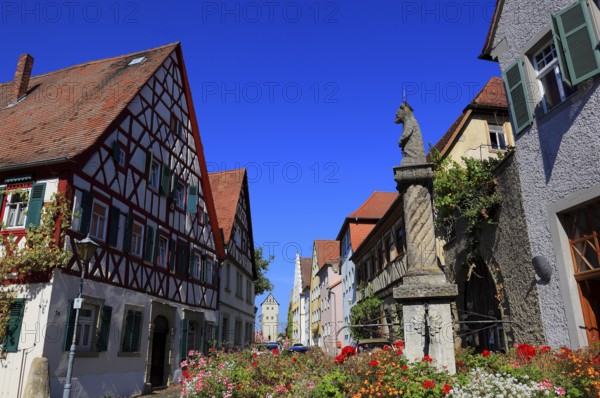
xmin=131 ymin=221 xmax=144 ymax=257
xmin=235 ymin=320 xmax=242 ymax=345
xmin=89 ymin=201 xmax=108 ymax=241
xmin=170 ymin=114 xmax=184 ymax=138
xmin=236 ymin=272 xmax=243 ymax=298
xmin=532 ymin=42 xmax=575 ymax=113
xmin=222 ymin=317 xmax=229 ymax=343
xmin=246 ymin=280 xmax=252 ymax=303
xmin=157 ymin=236 xmax=168 ymax=268
xmin=121 ymin=309 xmax=143 ymax=353
xmin=149 ymin=160 xmax=160 ymax=191
xmin=488 ymin=124 xmax=508 ymax=151
xmin=3 ymin=190 xmax=28 ymax=229
xmin=174 ymin=182 xmax=185 ymax=208
xmin=192 ymin=252 xmax=201 ymax=280
xmin=75 ymin=305 xmax=97 ymax=351
xmin=3 ymin=299 xmax=25 ymax=352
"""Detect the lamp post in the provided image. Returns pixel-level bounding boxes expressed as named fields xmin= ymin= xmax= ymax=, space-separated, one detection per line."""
xmin=327 ymin=287 xmax=337 ymax=354
xmin=63 ymin=234 xmax=99 ymax=398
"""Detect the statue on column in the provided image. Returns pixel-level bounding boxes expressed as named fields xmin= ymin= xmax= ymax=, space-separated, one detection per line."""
xmin=395 ymin=102 xmax=426 ymax=166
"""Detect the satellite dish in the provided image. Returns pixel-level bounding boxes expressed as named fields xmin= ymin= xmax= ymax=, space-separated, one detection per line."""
xmin=532 ymin=255 xmax=552 ymax=281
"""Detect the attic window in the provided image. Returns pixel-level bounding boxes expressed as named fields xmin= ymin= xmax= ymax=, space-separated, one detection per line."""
xmin=128 ymin=57 xmax=147 ymax=66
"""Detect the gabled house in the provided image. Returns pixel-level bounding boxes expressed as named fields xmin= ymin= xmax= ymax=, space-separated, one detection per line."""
xmin=481 ymin=0 xmax=600 ymax=348
xmin=209 ymin=169 xmax=257 ymax=348
xmin=260 ymin=293 xmax=279 ymax=341
xmin=0 ymin=43 xmax=224 ymax=397
xmin=291 ymin=254 xmax=311 ymax=344
xmin=301 ymin=258 xmax=312 ymax=346
xmin=336 ymin=191 xmax=398 ymax=347
xmin=309 ymin=240 xmax=339 ymax=347
xmin=351 ymin=195 xmax=406 ymax=340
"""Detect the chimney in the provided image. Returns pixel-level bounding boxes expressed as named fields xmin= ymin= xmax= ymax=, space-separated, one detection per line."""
xmin=12 ymin=54 xmax=34 ymax=103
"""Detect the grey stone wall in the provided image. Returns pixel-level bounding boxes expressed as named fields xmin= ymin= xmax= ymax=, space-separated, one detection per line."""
xmin=441 ymin=153 xmax=545 ymax=346
xmin=492 ymin=0 xmax=600 ymax=346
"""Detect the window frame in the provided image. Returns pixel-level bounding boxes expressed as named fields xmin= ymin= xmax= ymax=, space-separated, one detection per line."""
xmin=149 ymin=159 xmax=161 ymax=192
xmin=488 ymin=124 xmax=509 ymax=151
xmin=531 ymin=41 xmax=575 ymax=113
xmin=89 ymin=199 xmax=109 ymax=242
xmin=130 ymin=220 xmax=145 ymax=258
xmin=119 ymin=306 xmax=144 ymax=356
xmin=156 ymin=235 xmax=169 ymax=268
xmin=2 ymin=189 xmax=29 ymax=230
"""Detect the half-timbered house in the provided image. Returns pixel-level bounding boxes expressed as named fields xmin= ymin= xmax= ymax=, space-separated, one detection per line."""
xmin=209 ymin=169 xmax=257 ymax=348
xmin=0 ymin=43 xmax=224 ymax=397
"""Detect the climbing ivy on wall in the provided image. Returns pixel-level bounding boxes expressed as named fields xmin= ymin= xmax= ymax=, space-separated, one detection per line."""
xmin=349 ymin=285 xmax=383 ymax=340
xmin=0 ymin=193 xmax=72 ymax=345
xmin=430 ymin=148 xmax=503 ymax=267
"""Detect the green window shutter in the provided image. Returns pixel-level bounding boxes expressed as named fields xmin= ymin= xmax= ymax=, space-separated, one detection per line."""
xmin=131 ymin=311 xmax=142 ymax=352
xmin=552 ymin=0 xmax=600 ymax=86
xmin=79 ymin=190 xmax=93 ymax=234
xmin=122 ymin=310 xmax=134 ymax=352
xmin=168 ymin=239 xmax=177 ymax=272
xmin=146 ymin=151 xmax=154 ymax=180
xmin=123 ymin=214 xmax=134 ymax=253
xmin=180 ymin=319 xmax=189 ymax=360
xmin=63 ymin=301 xmax=76 ymax=351
xmin=25 ymin=182 xmax=46 ymax=229
xmin=112 ymin=140 xmax=121 ymax=163
xmin=108 ymin=206 xmax=121 ymax=248
xmin=3 ymin=299 xmax=25 ymax=352
xmin=188 ymin=246 xmax=195 ymax=278
xmin=96 ymin=305 xmax=112 ymax=352
xmin=176 ymin=241 xmax=188 ymax=275
xmin=143 ymin=225 xmax=155 ymax=262
xmin=186 ymin=186 xmax=198 ymax=214
xmin=201 ymin=256 xmax=208 ymax=282
xmin=171 ymin=174 xmax=179 ymax=199
xmin=0 ymin=185 xmax=6 ymax=210
xmin=153 ymin=231 xmax=161 ymax=264
xmin=502 ymin=59 xmax=533 ymax=134
xmin=160 ymin=164 xmax=171 ymax=196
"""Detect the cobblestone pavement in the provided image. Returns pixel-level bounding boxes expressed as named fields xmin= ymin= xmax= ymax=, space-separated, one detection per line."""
xmin=137 ymin=386 xmax=181 ymax=398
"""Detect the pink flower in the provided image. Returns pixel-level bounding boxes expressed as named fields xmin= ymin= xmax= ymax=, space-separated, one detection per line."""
xmin=555 ymin=386 xmax=566 ymax=396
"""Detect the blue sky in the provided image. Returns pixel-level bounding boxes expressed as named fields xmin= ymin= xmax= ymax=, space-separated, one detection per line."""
xmin=1 ymin=0 xmax=500 ymax=331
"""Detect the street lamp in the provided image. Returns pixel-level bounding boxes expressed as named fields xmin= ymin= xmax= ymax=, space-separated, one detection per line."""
xmin=63 ymin=234 xmax=100 ymax=398
xmin=327 ymin=287 xmax=338 ymax=354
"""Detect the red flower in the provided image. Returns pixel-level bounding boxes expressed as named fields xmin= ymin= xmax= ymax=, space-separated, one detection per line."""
xmin=292 ymin=357 xmax=297 ymax=363
xmin=369 ymin=359 xmax=379 ymax=367
xmin=442 ymin=384 xmax=452 ymax=393
xmin=401 ymin=365 xmax=408 ymax=371
xmin=383 ymin=345 xmax=392 ymax=351
xmin=422 ymin=355 xmax=433 ymax=363
xmin=456 ymin=361 xmax=465 ymax=367
xmin=182 ymin=369 xmax=189 ymax=379
xmin=341 ymin=346 xmax=357 ymax=357
xmin=394 ymin=340 xmax=405 ymax=349
xmin=395 ymin=349 xmax=403 ymax=356
xmin=482 ymin=350 xmax=491 ymax=357
xmin=334 ymin=354 xmax=345 ymax=364
xmin=252 ymin=353 xmax=257 ymax=359
xmin=517 ymin=344 xmax=536 ymax=362
xmin=252 ymin=361 xmax=258 ymax=367
xmin=422 ymin=380 xmax=435 ymax=389
xmin=272 ymin=348 xmax=279 ymax=356
xmin=539 ymin=345 xmax=551 ymax=353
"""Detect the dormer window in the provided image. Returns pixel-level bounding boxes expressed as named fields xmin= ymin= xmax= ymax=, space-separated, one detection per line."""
xmin=128 ymin=57 xmax=147 ymax=66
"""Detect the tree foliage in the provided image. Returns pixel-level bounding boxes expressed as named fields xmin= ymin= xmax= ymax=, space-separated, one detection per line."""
xmin=254 ymin=246 xmax=274 ymax=296
xmin=430 ymin=147 xmax=502 ymax=266
xmin=0 ymin=193 xmax=72 ymax=344
xmin=349 ymin=286 xmax=383 ymax=339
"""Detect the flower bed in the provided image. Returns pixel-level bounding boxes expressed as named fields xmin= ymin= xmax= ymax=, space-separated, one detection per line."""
xmin=178 ymin=343 xmax=600 ymax=397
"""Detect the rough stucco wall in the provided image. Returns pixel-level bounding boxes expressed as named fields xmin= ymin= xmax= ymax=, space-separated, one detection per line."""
xmin=441 ymin=153 xmax=545 ymax=346
xmin=492 ymin=0 xmax=600 ymax=346
xmin=480 ymin=153 xmax=545 ymax=344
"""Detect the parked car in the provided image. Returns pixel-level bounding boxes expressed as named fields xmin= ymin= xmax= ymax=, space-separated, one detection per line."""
xmin=353 ymin=338 xmax=392 ymax=353
xmin=289 ymin=343 xmax=310 ymax=353
xmin=253 ymin=342 xmax=282 ymax=355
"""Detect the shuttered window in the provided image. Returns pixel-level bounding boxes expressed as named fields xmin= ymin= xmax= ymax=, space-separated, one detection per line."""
xmin=121 ymin=309 xmax=143 ymax=352
xmin=143 ymin=225 xmax=156 ymax=263
xmin=552 ymin=0 xmax=600 ymax=86
xmin=25 ymin=183 xmax=46 ymax=229
xmin=3 ymin=299 xmax=25 ymax=352
xmin=180 ymin=319 xmax=189 ymax=360
xmin=502 ymin=59 xmax=533 ymax=133
xmin=160 ymin=165 xmax=172 ymax=196
xmin=187 ymin=185 xmax=198 ymax=214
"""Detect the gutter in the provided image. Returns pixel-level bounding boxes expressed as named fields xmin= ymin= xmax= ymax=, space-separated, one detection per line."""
xmin=0 ymin=157 xmax=72 ymax=173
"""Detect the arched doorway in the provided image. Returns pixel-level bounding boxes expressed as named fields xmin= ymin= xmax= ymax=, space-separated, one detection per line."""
xmin=150 ymin=316 xmax=169 ymax=387
xmin=461 ymin=260 xmax=505 ymax=351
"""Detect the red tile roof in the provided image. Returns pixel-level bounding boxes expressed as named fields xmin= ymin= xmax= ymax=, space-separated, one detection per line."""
xmin=208 ymin=169 xmax=246 ymax=244
xmin=0 ymin=43 xmax=178 ymax=170
xmin=429 ymin=77 xmax=507 ymax=159
xmin=348 ymin=192 xmax=398 ymax=220
xmin=301 ymin=257 xmax=312 ymax=289
xmin=349 ymin=223 xmax=376 ymax=251
xmin=314 ymin=240 xmax=339 ymax=270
